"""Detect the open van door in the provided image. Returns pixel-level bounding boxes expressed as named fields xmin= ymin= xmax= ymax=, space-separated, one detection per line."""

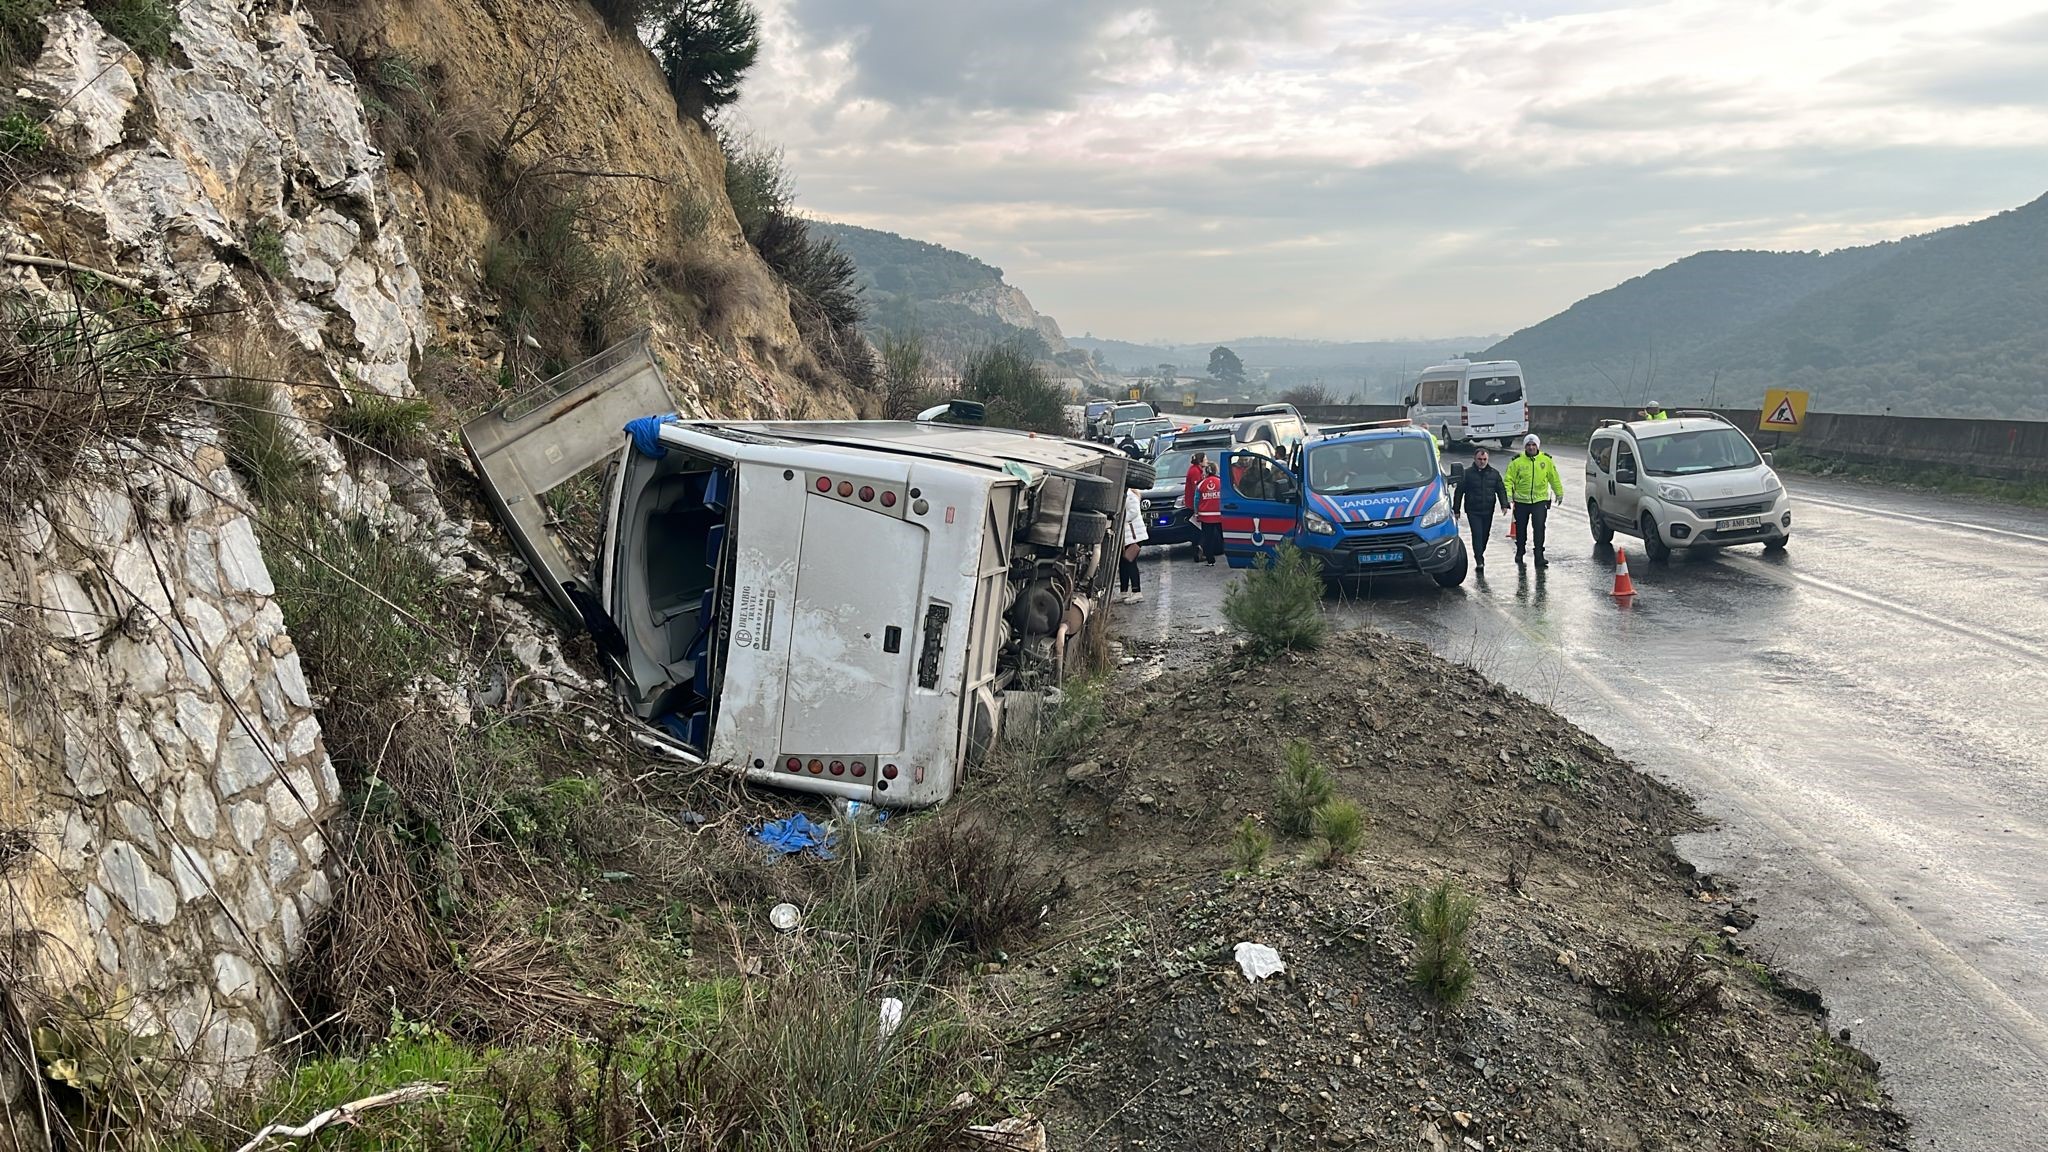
xmin=460 ymin=335 xmax=676 ymax=620
xmin=1218 ymin=450 xmax=1302 ymax=569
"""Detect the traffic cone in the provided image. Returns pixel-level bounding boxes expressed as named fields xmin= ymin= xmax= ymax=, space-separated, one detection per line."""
xmin=1506 ymin=516 xmax=1517 ymax=540
xmin=1611 ymin=548 xmax=1638 ymax=599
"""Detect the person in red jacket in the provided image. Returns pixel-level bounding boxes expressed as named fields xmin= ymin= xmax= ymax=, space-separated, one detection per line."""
xmin=1196 ymin=460 xmax=1224 ymax=566
xmin=1181 ymin=451 xmax=1208 ymax=559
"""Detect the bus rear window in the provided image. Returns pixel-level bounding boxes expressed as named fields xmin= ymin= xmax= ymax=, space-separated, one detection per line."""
xmin=1469 ymin=376 xmax=1523 ymax=406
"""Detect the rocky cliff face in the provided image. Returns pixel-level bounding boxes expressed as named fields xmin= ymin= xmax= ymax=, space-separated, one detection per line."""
xmin=942 ymin=282 xmax=1072 ymax=354
xmin=0 ymin=0 xmax=853 ymax=1111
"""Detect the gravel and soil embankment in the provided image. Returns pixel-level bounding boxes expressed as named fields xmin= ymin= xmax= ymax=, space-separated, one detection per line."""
xmin=979 ymin=631 xmax=1908 ymax=1151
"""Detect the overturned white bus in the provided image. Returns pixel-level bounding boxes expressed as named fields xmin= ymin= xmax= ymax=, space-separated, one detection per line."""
xmin=462 ymin=336 xmax=1147 ymax=808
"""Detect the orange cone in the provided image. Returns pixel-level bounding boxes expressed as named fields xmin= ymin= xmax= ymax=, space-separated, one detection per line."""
xmin=1506 ymin=516 xmax=1517 ymax=540
xmin=1611 ymin=548 xmax=1638 ymax=599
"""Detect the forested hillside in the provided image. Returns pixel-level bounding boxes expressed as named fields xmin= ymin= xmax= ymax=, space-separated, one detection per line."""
xmin=812 ymin=221 xmax=1074 ymax=364
xmin=1487 ymin=193 xmax=2048 ymax=416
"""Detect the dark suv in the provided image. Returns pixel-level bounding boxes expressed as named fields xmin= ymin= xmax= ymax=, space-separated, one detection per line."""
xmin=1140 ymin=431 xmax=1273 ymax=548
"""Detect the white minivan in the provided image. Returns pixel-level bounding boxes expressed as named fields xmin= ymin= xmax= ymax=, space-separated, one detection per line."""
xmin=1585 ymin=412 xmax=1792 ymax=560
xmin=1404 ymin=359 xmax=1530 ymax=448
xmin=462 ymin=336 xmax=1139 ymax=808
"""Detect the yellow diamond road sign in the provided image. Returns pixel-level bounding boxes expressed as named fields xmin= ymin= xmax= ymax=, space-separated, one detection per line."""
xmin=1759 ymin=388 xmax=1808 ymax=433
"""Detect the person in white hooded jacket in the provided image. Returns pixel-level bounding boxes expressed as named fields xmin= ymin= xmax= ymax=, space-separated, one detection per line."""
xmin=1117 ymin=484 xmax=1149 ymax=603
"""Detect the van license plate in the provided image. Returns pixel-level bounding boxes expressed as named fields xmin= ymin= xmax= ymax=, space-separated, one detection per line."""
xmin=1357 ymin=550 xmax=1404 ymax=566
xmin=1716 ymin=516 xmax=1762 ymax=531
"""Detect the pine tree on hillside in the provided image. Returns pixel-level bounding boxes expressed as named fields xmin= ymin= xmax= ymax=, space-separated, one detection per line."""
xmin=650 ymin=0 xmax=760 ymax=115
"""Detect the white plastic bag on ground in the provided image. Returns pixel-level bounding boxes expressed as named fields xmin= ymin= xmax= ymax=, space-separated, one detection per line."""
xmin=1234 ymin=941 xmax=1285 ymax=982
xmin=878 ymin=996 xmax=905 ymax=1039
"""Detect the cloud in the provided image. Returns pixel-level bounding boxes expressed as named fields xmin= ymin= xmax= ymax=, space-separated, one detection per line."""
xmin=778 ymin=0 xmax=1326 ymax=112
xmin=737 ymin=0 xmax=2048 ymax=340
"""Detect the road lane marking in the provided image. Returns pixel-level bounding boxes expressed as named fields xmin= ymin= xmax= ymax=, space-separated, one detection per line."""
xmin=1545 ymin=502 xmax=2048 ymax=665
xmin=1789 ymin=494 xmax=2048 ymax=548
xmin=1456 ymin=592 xmax=2048 ymax=1068
xmin=1715 ymin=554 xmax=2048 ymax=665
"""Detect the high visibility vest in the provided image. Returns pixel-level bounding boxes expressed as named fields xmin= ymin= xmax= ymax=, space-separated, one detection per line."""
xmin=1197 ymin=476 xmax=1222 ymax=523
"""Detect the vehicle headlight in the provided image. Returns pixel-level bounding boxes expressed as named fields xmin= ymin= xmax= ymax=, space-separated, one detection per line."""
xmin=1657 ymin=483 xmax=1694 ymax=502
xmin=1763 ymin=472 xmax=1784 ymax=494
xmin=1303 ymin=510 xmax=1337 ymax=535
xmin=1419 ymin=497 xmax=1450 ymax=529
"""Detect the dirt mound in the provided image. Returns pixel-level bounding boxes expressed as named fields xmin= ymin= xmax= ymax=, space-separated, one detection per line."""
xmin=983 ymin=632 xmax=1906 ymax=1150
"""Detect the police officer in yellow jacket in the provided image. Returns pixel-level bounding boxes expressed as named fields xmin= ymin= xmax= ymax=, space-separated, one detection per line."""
xmin=1503 ymin=433 xmax=1565 ymax=568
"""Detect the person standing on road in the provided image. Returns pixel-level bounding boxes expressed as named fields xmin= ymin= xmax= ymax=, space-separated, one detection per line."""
xmin=1452 ymin=447 xmax=1510 ymax=574
xmin=1182 ymin=451 xmax=1209 ymax=559
xmin=1118 ymin=482 xmax=1148 ymax=603
xmin=1504 ymin=434 xmax=1565 ymax=568
xmin=1640 ymin=401 xmax=1669 ymax=421
xmin=1196 ymin=460 xmax=1224 ymax=566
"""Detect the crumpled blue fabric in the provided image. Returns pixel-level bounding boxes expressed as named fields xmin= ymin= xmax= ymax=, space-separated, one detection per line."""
xmin=756 ymin=813 xmax=835 ymax=858
xmin=626 ymin=413 xmax=680 ymax=458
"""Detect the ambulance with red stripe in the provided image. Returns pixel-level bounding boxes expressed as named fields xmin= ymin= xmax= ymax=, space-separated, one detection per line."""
xmin=1218 ymin=421 xmax=1469 ymax=588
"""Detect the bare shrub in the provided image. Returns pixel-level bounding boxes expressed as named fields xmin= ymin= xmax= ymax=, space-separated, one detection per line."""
xmin=872 ymin=813 xmax=1058 ymax=957
xmin=1610 ymin=941 xmax=1723 ymax=1028
xmin=0 ymin=292 xmax=186 ymax=507
xmin=301 ymin=827 xmax=616 ymax=1044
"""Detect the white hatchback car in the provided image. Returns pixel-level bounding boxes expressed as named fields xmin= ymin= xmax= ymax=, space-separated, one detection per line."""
xmin=1585 ymin=413 xmax=1792 ymax=560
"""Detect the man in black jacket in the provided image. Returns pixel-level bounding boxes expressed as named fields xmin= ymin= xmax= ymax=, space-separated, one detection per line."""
xmin=1452 ymin=448 xmax=1510 ymax=574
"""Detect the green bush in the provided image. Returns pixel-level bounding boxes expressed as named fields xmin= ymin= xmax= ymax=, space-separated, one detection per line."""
xmin=1229 ymin=815 xmax=1271 ymax=875
xmin=484 ymin=177 xmax=638 ymax=368
xmin=1018 ymin=676 xmax=1105 ymax=771
xmin=1222 ymin=541 xmax=1326 ymax=656
xmin=0 ymin=105 xmax=46 ymax=157
xmin=0 ymin=0 xmax=52 ymax=73
xmin=212 ymin=376 xmax=312 ymax=505
xmin=246 ymin=220 xmax=288 ymax=280
xmin=1272 ymin=738 xmax=1334 ymax=838
xmin=85 ymin=0 xmax=178 ymax=60
xmin=717 ymin=133 xmax=869 ymax=381
xmin=953 ymin=340 xmax=1068 ymax=435
xmin=1403 ymin=879 xmax=1479 ymax=1005
xmin=1311 ymin=797 xmax=1364 ymax=866
xmin=325 ymin=391 xmax=433 ymax=461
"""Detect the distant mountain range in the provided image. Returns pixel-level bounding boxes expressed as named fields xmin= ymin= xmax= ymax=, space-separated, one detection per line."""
xmin=1067 ymin=336 xmax=1495 ymax=403
xmin=812 ymin=222 xmax=1083 ymax=371
xmin=1485 ymin=192 xmax=2048 ymax=417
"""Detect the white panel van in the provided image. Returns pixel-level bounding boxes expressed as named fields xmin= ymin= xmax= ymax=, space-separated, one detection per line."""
xmin=462 ymin=336 xmax=1138 ymax=808
xmin=1404 ymin=359 xmax=1531 ymax=448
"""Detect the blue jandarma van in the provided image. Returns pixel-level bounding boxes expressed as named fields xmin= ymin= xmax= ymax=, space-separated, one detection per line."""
xmin=1218 ymin=421 xmax=1468 ymax=587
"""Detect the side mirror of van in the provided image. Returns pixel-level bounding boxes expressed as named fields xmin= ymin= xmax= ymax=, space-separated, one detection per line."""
xmin=1616 ymin=466 xmax=1637 ymax=485
xmin=1446 ymin=462 xmax=1467 ymax=482
xmin=918 ymin=399 xmax=986 ymax=424
xmin=1762 ymin=450 xmax=1775 ymax=467
xmin=1404 ymin=394 xmax=1418 ymax=407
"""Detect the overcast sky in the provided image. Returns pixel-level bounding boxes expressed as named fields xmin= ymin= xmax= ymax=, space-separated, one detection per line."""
xmin=732 ymin=1 xmax=2048 ymax=343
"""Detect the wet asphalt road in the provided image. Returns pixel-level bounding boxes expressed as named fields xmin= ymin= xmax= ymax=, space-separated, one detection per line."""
xmin=1113 ymin=440 xmax=2048 ymax=1150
